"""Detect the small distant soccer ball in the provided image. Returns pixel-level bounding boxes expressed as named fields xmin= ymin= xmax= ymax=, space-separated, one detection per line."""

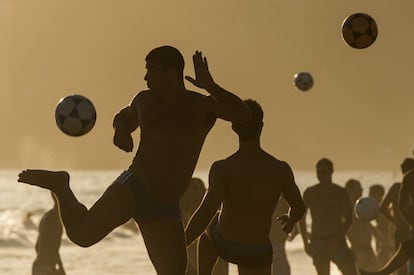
xmin=294 ymin=72 xmax=314 ymax=91
xmin=55 ymin=94 xmax=97 ymax=137
xmin=342 ymin=13 xmax=378 ymax=49
xmin=355 ymin=196 xmax=380 ymax=221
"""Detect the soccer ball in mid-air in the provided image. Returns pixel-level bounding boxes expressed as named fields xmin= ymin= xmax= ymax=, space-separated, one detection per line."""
xmin=354 ymin=196 xmax=379 ymax=221
xmin=294 ymin=72 xmax=314 ymax=91
xmin=342 ymin=13 xmax=378 ymax=49
xmin=55 ymin=94 xmax=97 ymax=137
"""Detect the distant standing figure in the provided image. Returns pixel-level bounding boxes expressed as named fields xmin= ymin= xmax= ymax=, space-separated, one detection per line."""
xmin=179 ymin=177 xmax=228 ymax=275
xmin=185 ymin=99 xmax=305 ymax=275
xmin=345 ymin=179 xmax=380 ymax=271
xmin=299 ymin=158 xmax=357 ymax=275
xmin=32 ymin=192 xmax=65 ymax=275
xmin=369 ymin=184 xmax=394 ymax=268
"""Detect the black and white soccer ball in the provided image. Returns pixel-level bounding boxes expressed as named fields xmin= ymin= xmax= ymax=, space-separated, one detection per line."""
xmin=294 ymin=72 xmax=314 ymax=92
xmin=342 ymin=13 xmax=378 ymax=49
xmin=55 ymin=94 xmax=97 ymax=137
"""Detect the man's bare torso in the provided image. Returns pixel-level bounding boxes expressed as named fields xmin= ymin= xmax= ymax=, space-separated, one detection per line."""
xmin=217 ymin=150 xmax=290 ymax=243
xmin=304 ymin=183 xmax=349 ymax=238
xmin=131 ymin=90 xmax=216 ymax=203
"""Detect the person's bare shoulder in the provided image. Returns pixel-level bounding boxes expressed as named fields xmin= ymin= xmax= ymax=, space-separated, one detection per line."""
xmin=303 ymin=183 xmax=319 ymax=196
xmin=276 ymin=159 xmax=292 ymax=172
xmin=330 ymin=183 xmax=350 ymax=199
xmin=389 ymin=182 xmax=400 ymax=191
xmin=131 ymin=90 xmax=150 ymax=106
xmin=272 ymin=159 xmax=294 ymax=183
xmin=208 ymin=160 xmax=227 ymax=187
xmin=404 ymin=169 xmax=414 ymax=183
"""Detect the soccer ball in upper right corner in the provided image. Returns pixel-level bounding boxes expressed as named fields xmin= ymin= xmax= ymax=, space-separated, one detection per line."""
xmin=341 ymin=13 xmax=378 ymax=49
xmin=55 ymin=94 xmax=97 ymax=137
xmin=294 ymin=72 xmax=314 ymax=92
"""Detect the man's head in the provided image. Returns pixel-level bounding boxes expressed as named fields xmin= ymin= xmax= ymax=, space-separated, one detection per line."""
xmin=144 ymin=46 xmax=185 ymax=91
xmin=369 ymin=184 xmax=385 ymax=203
xmin=231 ymin=99 xmax=263 ymax=141
xmin=401 ymin=158 xmax=414 ymax=174
xmin=345 ymin=179 xmax=363 ymax=202
xmin=316 ymin=158 xmax=333 ymax=183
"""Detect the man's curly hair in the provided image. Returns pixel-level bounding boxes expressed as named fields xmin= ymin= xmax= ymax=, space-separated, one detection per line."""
xmin=232 ymin=99 xmax=263 ymax=141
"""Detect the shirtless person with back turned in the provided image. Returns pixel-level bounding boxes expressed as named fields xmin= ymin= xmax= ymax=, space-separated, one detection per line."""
xmin=185 ymin=99 xmax=305 ymax=275
xmin=32 ymin=192 xmax=65 ymax=275
xmin=359 ymin=158 xmax=414 ymax=275
xmin=18 ymin=46 xmax=250 ymax=275
xmin=299 ymin=158 xmax=357 ymax=275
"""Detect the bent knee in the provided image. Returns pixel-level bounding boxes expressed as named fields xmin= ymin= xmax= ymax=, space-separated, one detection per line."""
xmin=67 ymin=230 xmax=100 ymax=248
xmin=70 ymin=237 xmax=98 ymax=248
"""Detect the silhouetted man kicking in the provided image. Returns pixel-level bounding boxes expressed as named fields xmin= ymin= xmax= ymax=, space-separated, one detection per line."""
xmin=18 ymin=46 xmax=250 ymax=275
xmin=185 ymin=99 xmax=305 ymax=275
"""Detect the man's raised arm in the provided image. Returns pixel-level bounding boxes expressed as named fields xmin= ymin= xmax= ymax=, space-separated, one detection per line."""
xmin=185 ymin=51 xmax=250 ymax=123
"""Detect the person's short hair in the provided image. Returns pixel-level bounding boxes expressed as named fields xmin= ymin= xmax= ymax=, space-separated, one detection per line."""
xmin=316 ymin=158 xmax=334 ymax=171
xmin=345 ymin=178 xmax=361 ymax=190
xmin=401 ymin=158 xmax=414 ymax=174
xmin=145 ymin=46 xmax=185 ymax=77
xmin=232 ymin=99 xmax=263 ymax=141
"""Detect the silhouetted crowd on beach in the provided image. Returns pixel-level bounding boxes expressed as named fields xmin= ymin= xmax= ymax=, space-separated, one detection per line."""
xmin=22 ymin=46 xmax=414 ymax=275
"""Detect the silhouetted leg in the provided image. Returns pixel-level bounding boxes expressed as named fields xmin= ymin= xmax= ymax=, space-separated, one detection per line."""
xmin=61 ymin=182 xmax=135 ymax=247
xmin=140 ymin=219 xmax=187 ymax=275
xmin=18 ymin=170 xmax=135 ymax=247
xmin=271 ymin=243 xmax=290 ymax=275
xmin=314 ymin=260 xmax=330 ymax=275
xmin=332 ymin=241 xmax=357 ymax=275
xmin=198 ymin=233 xmax=219 ymax=275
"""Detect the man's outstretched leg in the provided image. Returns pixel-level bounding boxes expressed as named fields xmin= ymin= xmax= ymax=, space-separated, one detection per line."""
xmin=18 ymin=169 xmax=136 ymax=247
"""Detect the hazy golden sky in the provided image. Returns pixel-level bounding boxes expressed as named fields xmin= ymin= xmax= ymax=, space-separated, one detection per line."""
xmin=2 ymin=0 xmax=414 ymax=172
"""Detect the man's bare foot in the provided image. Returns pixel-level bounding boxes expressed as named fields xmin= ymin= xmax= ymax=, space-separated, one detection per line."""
xmin=18 ymin=169 xmax=70 ymax=194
